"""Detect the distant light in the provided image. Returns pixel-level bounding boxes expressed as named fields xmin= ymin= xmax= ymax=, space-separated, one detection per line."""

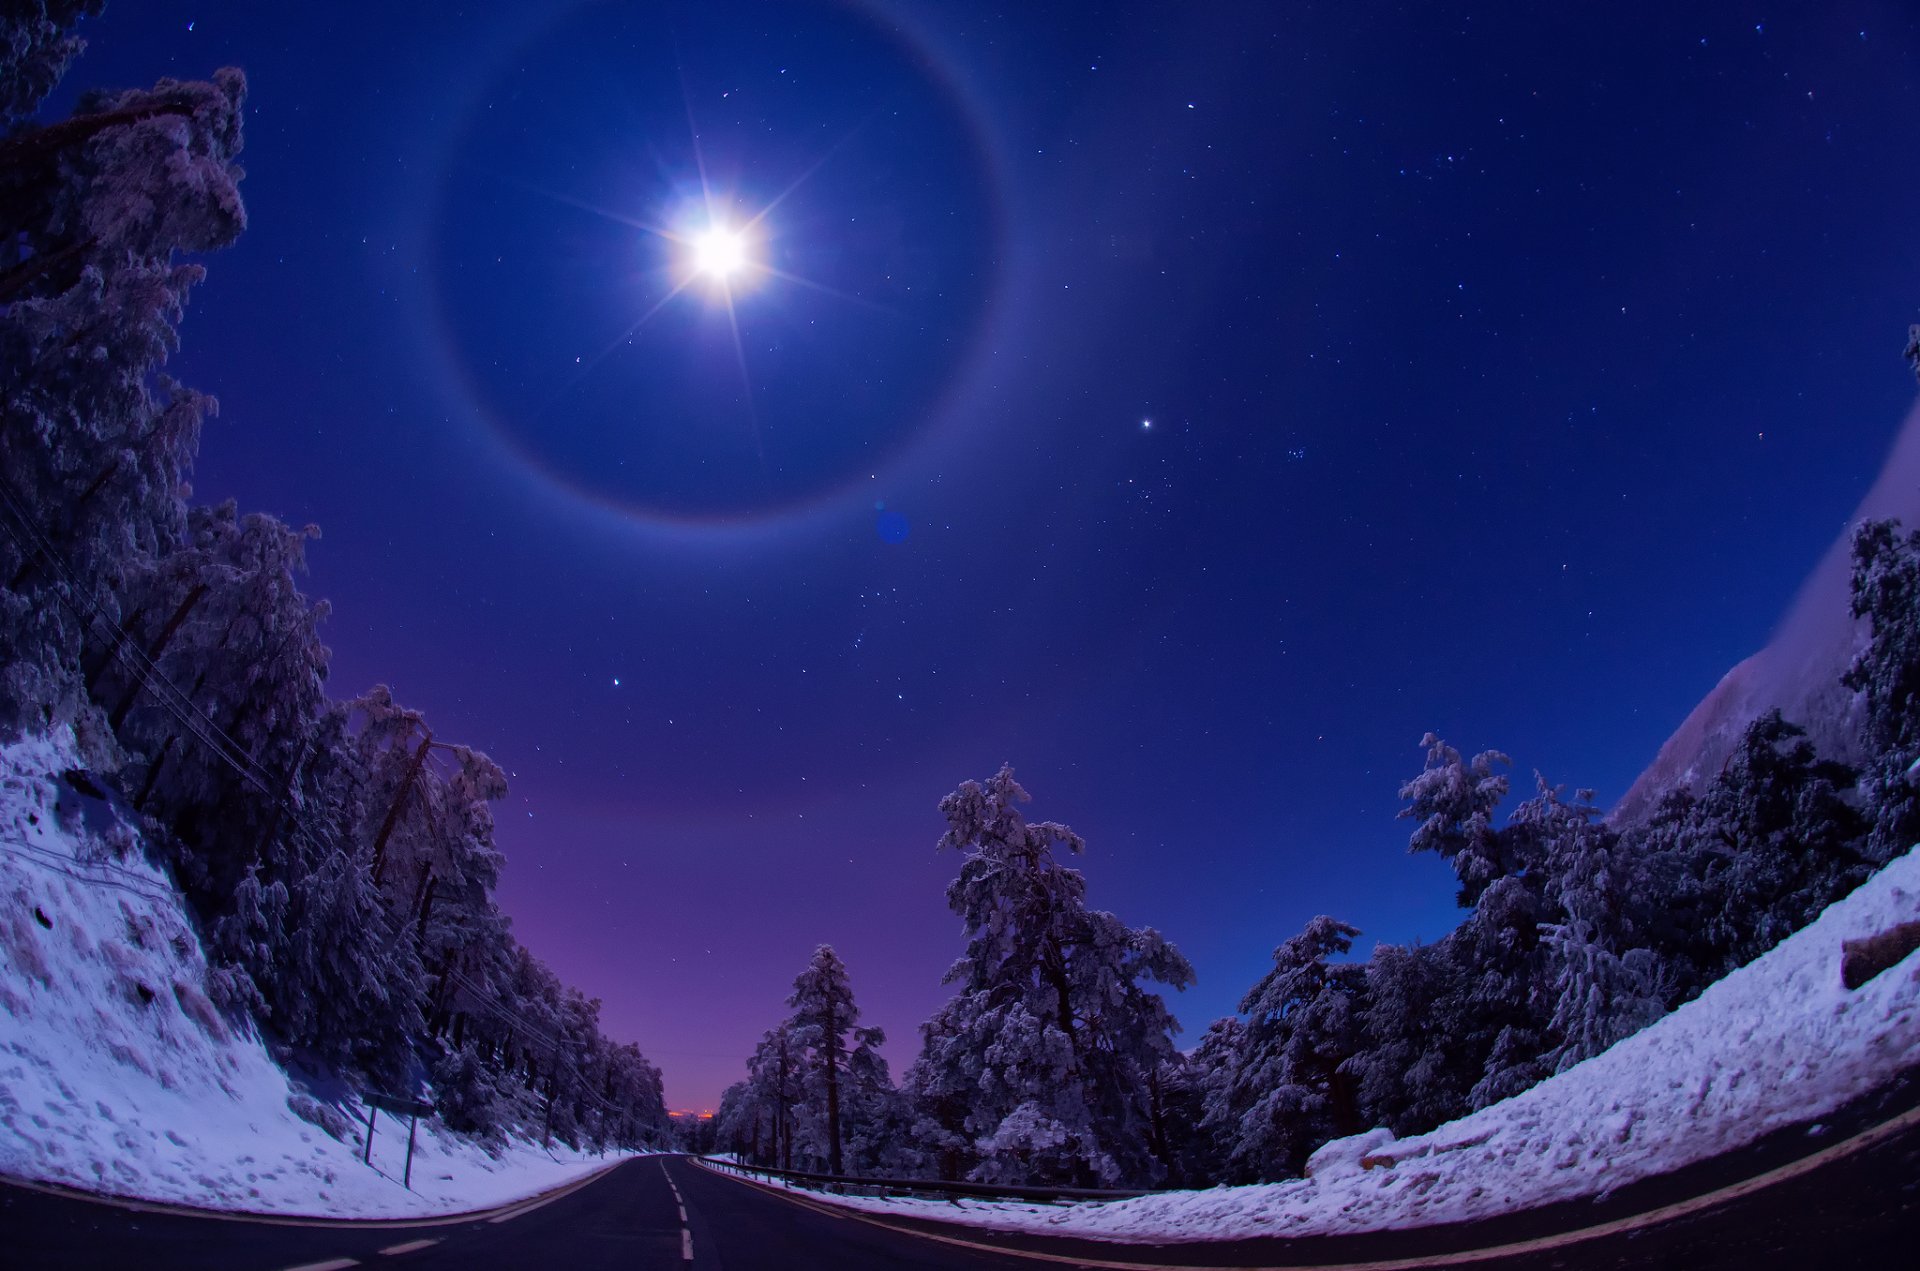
xmin=1142 ymin=418 xmax=1152 ymax=429
xmin=613 ymin=677 xmax=621 ymax=686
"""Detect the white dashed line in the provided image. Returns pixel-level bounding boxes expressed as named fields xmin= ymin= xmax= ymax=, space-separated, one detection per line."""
xmin=378 ymin=1239 xmax=441 ymax=1256
xmin=663 ymin=1159 xmax=694 ymax=1262
xmin=280 ymin=1261 xmax=360 ymax=1271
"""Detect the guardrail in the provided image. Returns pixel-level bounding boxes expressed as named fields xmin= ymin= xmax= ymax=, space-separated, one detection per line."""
xmin=698 ymin=1156 xmax=1152 ymax=1204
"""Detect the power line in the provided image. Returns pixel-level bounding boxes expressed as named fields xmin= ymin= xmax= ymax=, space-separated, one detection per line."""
xmin=0 ymin=475 xmax=660 ymax=1132
xmin=1 ymin=834 xmax=181 ymax=907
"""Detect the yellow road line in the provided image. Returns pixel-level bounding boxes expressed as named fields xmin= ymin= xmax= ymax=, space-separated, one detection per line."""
xmin=377 ymin=1238 xmax=441 ymax=1255
xmin=694 ymin=1103 xmax=1920 ymax=1271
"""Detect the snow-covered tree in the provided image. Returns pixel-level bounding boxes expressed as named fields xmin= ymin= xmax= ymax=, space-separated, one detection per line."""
xmin=1 ymin=2 xmax=104 ymax=127
xmin=787 ymin=944 xmax=860 ymax=1174
xmin=1399 ymin=733 xmax=1522 ymax=906
xmin=1520 ymin=779 xmax=1666 ymax=1071
xmin=1174 ymin=1017 xmax=1247 ymax=1184
xmin=1643 ymin=711 xmax=1868 ymax=981
xmin=748 ymin=1023 xmax=806 ymax=1170
xmin=1351 ymin=939 xmax=1471 ymax=1134
xmin=0 ymin=42 xmax=246 ymax=743
xmin=1847 ymin=518 xmax=1920 ymax=861
xmin=906 ymin=766 xmax=1193 ymax=1186
xmin=1204 ymin=916 xmax=1365 ymax=1181
xmin=840 ymin=1024 xmax=911 ymax=1175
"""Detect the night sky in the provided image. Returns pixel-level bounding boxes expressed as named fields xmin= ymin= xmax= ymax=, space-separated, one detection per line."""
xmin=52 ymin=1 xmax=1920 ymax=1110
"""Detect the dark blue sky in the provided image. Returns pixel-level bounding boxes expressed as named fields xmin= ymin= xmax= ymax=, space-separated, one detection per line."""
xmin=59 ymin=1 xmax=1920 ymax=1108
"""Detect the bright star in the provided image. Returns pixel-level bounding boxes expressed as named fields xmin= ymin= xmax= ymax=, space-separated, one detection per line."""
xmin=1142 ymin=418 xmax=1152 ymax=430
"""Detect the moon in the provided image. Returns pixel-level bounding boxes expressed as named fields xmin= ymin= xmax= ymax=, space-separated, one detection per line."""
xmin=689 ymin=224 xmax=750 ymax=281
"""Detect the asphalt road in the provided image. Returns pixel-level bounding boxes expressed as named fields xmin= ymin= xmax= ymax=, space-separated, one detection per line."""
xmin=0 ymin=1155 xmax=1037 ymax=1271
xmin=3 ymin=1116 xmax=1919 ymax=1271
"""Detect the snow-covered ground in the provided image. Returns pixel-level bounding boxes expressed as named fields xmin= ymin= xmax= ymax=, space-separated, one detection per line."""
xmin=0 ymin=728 xmax=628 ymax=1217
xmin=796 ymin=845 xmax=1920 ymax=1243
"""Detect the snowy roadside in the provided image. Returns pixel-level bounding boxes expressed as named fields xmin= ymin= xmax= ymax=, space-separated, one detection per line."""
xmin=0 ymin=728 xmax=635 ymax=1218
xmin=804 ymin=845 xmax=1920 ymax=1244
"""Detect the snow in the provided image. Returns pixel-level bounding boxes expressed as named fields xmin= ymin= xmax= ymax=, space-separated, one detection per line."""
xmin=787 ymin=844 xmax=1920 ymax=1243
xmin=0 ymin=728 xmax=629 ymax=1217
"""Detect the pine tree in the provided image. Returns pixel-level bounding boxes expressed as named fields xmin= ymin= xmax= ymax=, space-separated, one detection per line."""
xmin=787 ymin=944 xmax=858 ymax=1175
xmin=1178 ymin=1017 xmax=1248 ymax=1184
xmin=1678 ymin=711 xmax=1868 ymax=974
xmin=1352 ymin=940 xmax=1471 ymax=1134
xmin=1846 ymin=518 xmax=1920 ymax=861
xmin=0 ymin=41 xmax=246 ymax=740
xmin=1396 ymin=735 xmax=1557 ymax=1111
xmin=908 ymin=766 xmax=1193 ymax=1186
xmin=747 ymin=1023 xmax=806 ymax=1171
xmin=1207 ymin=916 xmax=1364 ymax=1181
xmin=1522 ymin=779 xmax=1666 ymax=1071
xmin=0 ymin=3 xmax=105 ymax=127
xmin=840 ymin=1024 xmax=909 ymax=1175
xmin=1399 ymin=733 xmax=1520 ymax=906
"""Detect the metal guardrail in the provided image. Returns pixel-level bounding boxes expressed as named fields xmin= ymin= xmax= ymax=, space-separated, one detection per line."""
xmin=698 ymin=1156 xmax=1152 ymax=1204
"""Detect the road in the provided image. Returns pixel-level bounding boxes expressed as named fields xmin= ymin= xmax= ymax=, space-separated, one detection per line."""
xmin=2 ymin=1122 xmax=1918 ymax=1271
xmin=0 ymin=1155 xmax=1037 ymax=1271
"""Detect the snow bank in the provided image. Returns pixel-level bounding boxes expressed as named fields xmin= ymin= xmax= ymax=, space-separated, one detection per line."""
xmin=813 ymin=847 xmax=1920 ymax=1243
xmin=0 ymin=728 xmax=626 ymax=1217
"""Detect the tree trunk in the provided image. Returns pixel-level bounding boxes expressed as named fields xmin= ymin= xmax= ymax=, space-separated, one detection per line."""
xmin=83 ymin=602 xmax=145 ymax=691
xmin=109 ymin=582 xmax=208 ymax=730
xmin=414 ymin=874 xmax=438 ymax=945
xmin=0 ymin=97 xmax=201 ymax=180
xmin=134 ymin=735 xmax=176 ymax=811
xmin=1328 ymin=1062 xmax=1359 ymax=1139
xmin=0 ymin=234 xmax=91 ymax=304
xmin=370 ymin=732 xmax=433 ymax=884
xmin=824 ymin=998 xmax=843 ymax=1175
xmin=1146 ymin=1066 xmax=1174 ymax=1184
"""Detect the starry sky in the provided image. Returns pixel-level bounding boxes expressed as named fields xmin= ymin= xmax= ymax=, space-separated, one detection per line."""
xmin=53 ymin=1 xmax=1920 ymax=1110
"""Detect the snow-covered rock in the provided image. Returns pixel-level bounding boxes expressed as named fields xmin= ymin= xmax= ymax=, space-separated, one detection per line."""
xmin=801 ymin=844 xmax=1920 ymax=1242
xmin=0 ymin=728 xmax=628 ymax=1217
xmin=1614 ymin=396 xmax=1920 ymax=826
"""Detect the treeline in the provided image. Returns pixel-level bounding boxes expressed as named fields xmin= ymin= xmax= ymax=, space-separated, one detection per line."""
xmin=0 ymin=5 xmax=667 ymax=1150
xmin=717 ymin=519 xmax=1920 ymax=1187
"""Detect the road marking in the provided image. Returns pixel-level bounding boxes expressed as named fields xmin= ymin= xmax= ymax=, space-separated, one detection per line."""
xmin=378 ymin=1239 xmax=441 ymax=1255
xmin=693 ymin=1105 xmax=1920 ymax=1271
xmin=484 ymin=1162 xmax=629 ymax=1225
xmin=664 ymin=1158 xmax=695 ymax=1262
xmin=279 ymin=1261 xmax=360 ymax=1271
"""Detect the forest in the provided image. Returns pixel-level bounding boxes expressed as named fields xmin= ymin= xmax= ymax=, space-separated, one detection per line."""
xmin=8 ymin=3 xmax=1920 ymax=1190
xmin=0 ymin=6 xmax=669 ymax=1153
xmin=713 ymin=578 xmax=1920 ymax=1189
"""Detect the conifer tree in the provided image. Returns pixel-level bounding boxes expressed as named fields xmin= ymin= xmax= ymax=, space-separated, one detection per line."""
xmin=1847 ymin=518 xmax=1920 ymax=860
xmin=1399 ymin=734 xmax=1520 ymax=906
xmin=1208 ymin=916 xmax=1364 ymax=1181
xmin=909 ymin=766 xmax=1192 ymax=1186
xmin=787 ymin=944 xmax=859 ymax=1175
xmin=1521 ymin=779 xmax=1666 ymax=1071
